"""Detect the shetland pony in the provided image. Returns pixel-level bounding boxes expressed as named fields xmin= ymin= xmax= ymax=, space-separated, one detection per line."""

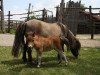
xmin=12 ymin=19 xmax=81 ymax=62
xmin=25 ymin=32 xmax=68 ymax=67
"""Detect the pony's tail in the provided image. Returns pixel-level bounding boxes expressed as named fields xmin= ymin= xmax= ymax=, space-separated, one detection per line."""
xmin=12 ymin=23 xmax=26 ymax=57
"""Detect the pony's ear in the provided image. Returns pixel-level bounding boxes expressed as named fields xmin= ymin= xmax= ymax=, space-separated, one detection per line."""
xmin=25 ymin=32 xmax=28 ymax=37
xmin=32 ymin=32 xmax=35 ymax=37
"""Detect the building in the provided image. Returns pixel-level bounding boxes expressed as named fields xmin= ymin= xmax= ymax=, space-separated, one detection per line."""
xmin=78 ymin=11 xmax=100 ymax=34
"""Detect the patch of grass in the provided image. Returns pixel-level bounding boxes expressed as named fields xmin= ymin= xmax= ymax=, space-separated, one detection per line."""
xmin=96 ymin=39 xmax=100 ymax=41
xmin=9 ymin=28 xmax=16 ymax=34
xmin=5 ymin=28 xmax=16 ymax=34
xmin=0 ymin=28 xmax=16 ymax=34
xmin=0 ymin=46 xmax=100 ymax=75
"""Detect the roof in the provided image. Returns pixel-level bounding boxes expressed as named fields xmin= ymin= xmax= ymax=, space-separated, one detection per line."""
xmin=80 ymin=11 xmax=100 ymax=21
xmin=93 ymin=15 xmax=100 ymax=20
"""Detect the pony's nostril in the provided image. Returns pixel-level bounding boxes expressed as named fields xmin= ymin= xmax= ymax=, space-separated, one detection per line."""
xmin=28 ymin=44 xmax=33 ymax=48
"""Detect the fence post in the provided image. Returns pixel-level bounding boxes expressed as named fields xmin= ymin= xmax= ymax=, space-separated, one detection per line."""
xmin=52 ymin=14 xmax=53 ymax=23
xmin=27 ymin=3 xmax=31 ymax=21
xmin=89 ymin=6 xmax=95 ymax=39
xmin=7 ymin=11 xmax=11 ymax=33
xmin=0 ymin=0 xmax=5 ymax=33
xmin=56 ymin=6 xmax=60 ymax=22
xmin=42 ymin=8 xmax=47 ymax=22
xmin=7 ymin=11 xmax=13 ymax=33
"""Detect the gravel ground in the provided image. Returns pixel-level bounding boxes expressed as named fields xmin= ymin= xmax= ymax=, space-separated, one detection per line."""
xmin=0 ymin=34 xmax=14 ymax=46
xmin=76 ymin=34 xmax=100 ymax=47
xmin=0 ymin=34 xmax=100 ymax=47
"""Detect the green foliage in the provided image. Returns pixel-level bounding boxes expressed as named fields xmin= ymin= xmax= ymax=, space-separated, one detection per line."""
xmin=5 ymin=28 xmax=16 ymax=34
xmin=80 ymin=4 xmax=87 ymax=11
xmin=9 ymin=28 xmax=16 ymax=34
xmin=29 ymin=15 xmax=36 ymax=19
xmin=0 ymin=47 xmax=100 ymax=75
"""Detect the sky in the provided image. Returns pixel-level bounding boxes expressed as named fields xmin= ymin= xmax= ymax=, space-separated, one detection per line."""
xmin=3 ymin=0 xmax=100 ymax=21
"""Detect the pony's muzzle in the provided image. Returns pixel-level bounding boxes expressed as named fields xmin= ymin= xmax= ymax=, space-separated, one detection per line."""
xmin=28 ymin=43 xmax=33 ymax=48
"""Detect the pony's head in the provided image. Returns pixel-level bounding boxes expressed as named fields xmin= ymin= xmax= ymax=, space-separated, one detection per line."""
xmin=25 ymin=32 xmax=36 ymax=48
xmin=70 ymin=38 xmax=81 ymax=58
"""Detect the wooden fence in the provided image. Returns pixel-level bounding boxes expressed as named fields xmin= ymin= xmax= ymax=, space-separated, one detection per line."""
xmin=0 ymin=0 xmax=4 ymax=32
xmin=56 ymin=0 xmax=100 ymax=39
xmin=56 ymin=0 xmax=81 ymax=36
xmin=5 ymin=6 xmax=53 ymax=33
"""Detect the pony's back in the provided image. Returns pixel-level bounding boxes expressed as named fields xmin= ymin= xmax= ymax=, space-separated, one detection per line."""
xmin=25 ymin=19 xmax=63 ymax=37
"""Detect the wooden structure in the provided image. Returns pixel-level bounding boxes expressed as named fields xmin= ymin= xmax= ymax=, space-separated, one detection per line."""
xmin=0 ymin=0 xmax=4 ymax=32
xmin=34 ymin=8 xmax=53 ymax=23
xmin=6 ymin=11 xmax=13 ymax=33
xmin=21 ymin=5 xmax=53 ymax=23
xmin=78 ymin=11 xmax=100 ymax=34
xmin=56 ymin=0 xmax=100 ymax=39
xmin=56 ymin=0 xmax=81 ymax=35
xmin=27 ymin=3 xmax=31 ymax=21
xmin=78 ymin=7 xmax=100 ymax=39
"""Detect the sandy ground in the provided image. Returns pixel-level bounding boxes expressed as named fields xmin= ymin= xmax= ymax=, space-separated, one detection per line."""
xmin=76 ymin=34 xmax=100 ymax=47
xmin=0 ymin=34 xmax=100 ymax=47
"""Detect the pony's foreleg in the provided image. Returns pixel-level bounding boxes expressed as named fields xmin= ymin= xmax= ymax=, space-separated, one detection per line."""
xmin=27 ymin=47 xmax=32 ymax=62
xmin=58 ymin=50 xmax=68 ymax=65
xmin=36 ymin=52 xmax=42 ymax=68
xmin=58 ymin=37 xmax=69 ymax=60
xmin=24 ymin=41 xmax=32 ymax=63
xmin=57 ymin=43 xmax=64 ymax=60
xmin=61 ymin=42 xmax=64 ymax=52
xmin=65 ymin=40 xmax=70 ymax=51
xmin=22 ymin=44 xmax=27 ymax=62
xmin=61 ymin=37 xmax=70 ymax=51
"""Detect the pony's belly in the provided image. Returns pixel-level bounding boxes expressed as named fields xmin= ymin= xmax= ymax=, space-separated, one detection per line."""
xmin=43 ymin=45 xmax=54 ymax=52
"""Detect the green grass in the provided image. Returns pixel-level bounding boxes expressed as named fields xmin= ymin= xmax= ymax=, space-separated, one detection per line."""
xmin=5 ymin=28 xmax=16 ymax=34
xmin=0 ymin=46 xmax=100 ymax=75
xmin=0 ymin=28 xmax=16 ymax=34
xmin=9 ymin=29 xmax=16 ymax=34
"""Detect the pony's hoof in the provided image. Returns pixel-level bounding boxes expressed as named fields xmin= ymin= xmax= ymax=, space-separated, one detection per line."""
xmin=33 ymin=59 xmax=38 ymax=65
xmin=37 ymin=65 xmax=40 ymax=68
xmin=58 ymin=61 xmax=62 ymax=64
xmin=65 ymin=61 xmax=68 ymax=66
xmin=28 ymin=59 xmax=32 ymax=62
xmin=75 ymin=56 xmax=78 ymax=59
xmin=23 ymin=59 xmax=27 ymax=62
xmin=73 ymin=56 xmax=78 ymax=59
xmin=65 ymin=63 xmax=68 ymax=66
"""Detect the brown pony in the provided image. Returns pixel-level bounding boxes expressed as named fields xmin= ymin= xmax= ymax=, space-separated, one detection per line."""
xmin=25 ymin=32 xmax=68 ymax=67
xmin=12 ymin=19 xmax=81 ymax=62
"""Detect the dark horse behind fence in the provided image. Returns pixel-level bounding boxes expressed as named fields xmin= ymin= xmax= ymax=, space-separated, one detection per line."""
xmin=12 ymin=19 xmax=81 ymax=62
xmin=25 ymin=32 xmax=68 ymax=67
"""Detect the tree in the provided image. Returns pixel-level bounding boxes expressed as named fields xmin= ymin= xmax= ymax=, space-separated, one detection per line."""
xmin=80 ymin=4 xmax=87 ymax=11
xmin=29 ymin=15 xmax=36 ymax=19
